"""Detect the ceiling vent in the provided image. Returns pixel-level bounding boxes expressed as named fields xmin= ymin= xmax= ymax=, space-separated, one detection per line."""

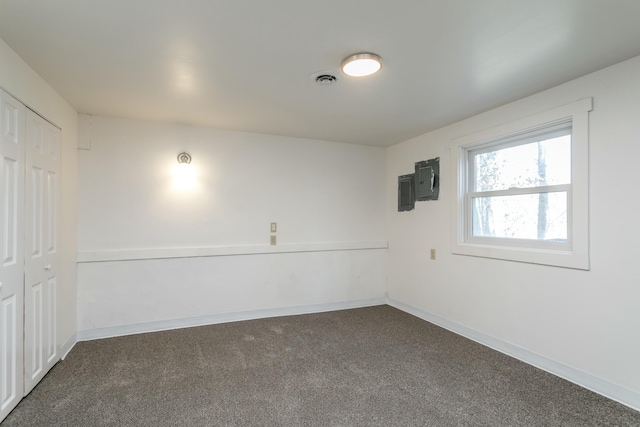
xmin=311 ymin=71 xmax=338 ymax=86
xmin=315 ymin=74 xmax=337 ymax=85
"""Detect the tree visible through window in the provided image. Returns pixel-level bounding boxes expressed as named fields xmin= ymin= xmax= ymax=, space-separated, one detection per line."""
xmin=469 ymin=126 xmax=571 ymax=243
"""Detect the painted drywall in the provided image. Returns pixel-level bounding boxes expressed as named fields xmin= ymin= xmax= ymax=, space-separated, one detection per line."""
xmin=79 ymin=250 xmax=386 ymax=331
xmin=387 ymin=55 xmax=640 ymax=403
xmin=77 ymin=117 xmax=387 ymax=330
xmin=0 ymin=38 xmax=78 ymax=354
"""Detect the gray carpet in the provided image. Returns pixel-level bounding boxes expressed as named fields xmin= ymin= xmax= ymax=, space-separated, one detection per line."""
xmin=3 ymin=305 xmax=639 ymax=426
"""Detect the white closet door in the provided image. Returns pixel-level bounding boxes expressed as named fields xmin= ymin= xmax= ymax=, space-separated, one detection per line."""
xmin=23 ymin=109 xmax=60 ymax=395
xmin=0 ymin=90 xmax=25 ymax=421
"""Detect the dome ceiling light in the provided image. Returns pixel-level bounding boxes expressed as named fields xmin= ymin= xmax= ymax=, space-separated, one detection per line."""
xmin=341 ymin=53 xmax=382 ymax=77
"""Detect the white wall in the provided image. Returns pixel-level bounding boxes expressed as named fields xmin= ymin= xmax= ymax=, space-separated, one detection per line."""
xmin=77 ymin=116 xmax=387 ymax=332
xmin=387 ymin=55 xmax=640 ymax=408
xmin=0 ymin=38 xmax=78 ymax=354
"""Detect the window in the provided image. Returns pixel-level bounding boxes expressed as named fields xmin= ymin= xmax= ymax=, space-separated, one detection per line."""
xmin=450 ymin=98 xmax=592 ymax=269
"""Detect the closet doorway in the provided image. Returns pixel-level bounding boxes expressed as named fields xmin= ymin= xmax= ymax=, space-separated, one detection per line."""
xmin=0 ymin=88 xmax=61 ymax=420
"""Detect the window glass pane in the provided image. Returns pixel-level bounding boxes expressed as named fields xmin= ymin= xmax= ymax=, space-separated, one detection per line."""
xmin=472 ymin=192 xmax=567 ymax=241
xmin=474 ymin=135 xmax=571 ymax=192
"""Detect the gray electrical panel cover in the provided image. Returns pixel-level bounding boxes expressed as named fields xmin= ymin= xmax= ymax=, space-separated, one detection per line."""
xmin=415 ymin=157 xmax=439 ymax=201
xmin=398 ymin=174 xmax=415 ymax=212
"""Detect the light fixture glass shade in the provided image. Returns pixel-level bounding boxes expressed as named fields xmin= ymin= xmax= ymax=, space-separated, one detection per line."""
xmin=173 ymin=162 xmax=196 ymax=190
xmin=341 ymin=53 xmax=382 ymax=77
xmin=173 ymin=152 xmax=196 ymax=190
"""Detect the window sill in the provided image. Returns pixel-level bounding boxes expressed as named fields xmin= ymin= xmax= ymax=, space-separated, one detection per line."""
xmin=452 ymin=241 xmax=589 ymax=270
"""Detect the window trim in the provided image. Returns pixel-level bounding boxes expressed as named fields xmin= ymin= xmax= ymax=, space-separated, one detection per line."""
xmin=450 ymin=98 xmax=592 ymax=270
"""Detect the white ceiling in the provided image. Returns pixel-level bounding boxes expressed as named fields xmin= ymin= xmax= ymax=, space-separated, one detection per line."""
xmin=1 ymin=1 xmax=640 ymax=146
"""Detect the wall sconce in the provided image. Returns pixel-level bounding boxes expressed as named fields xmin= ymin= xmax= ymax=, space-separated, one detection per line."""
xmin=173 ymin=152 xmax=196 ymax=190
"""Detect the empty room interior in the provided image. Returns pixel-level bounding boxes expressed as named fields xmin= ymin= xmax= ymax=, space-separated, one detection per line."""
xmin=1 ymin=1 xmax=640 ymax=425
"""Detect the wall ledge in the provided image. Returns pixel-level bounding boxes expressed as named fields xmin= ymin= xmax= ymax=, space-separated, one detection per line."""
xmin=388 ymin=298 xmax=640 ymax=413
xmin=77 ymin=241 xmax=388 ymax=263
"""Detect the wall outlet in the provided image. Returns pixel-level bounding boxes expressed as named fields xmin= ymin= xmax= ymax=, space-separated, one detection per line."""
xmin=430 ymin=249 xmax=436 ymax=260
xmin=270 ymin=235 xmax=277 ymax=245
xmin=270 ymin=222 xmax=277 ymax=233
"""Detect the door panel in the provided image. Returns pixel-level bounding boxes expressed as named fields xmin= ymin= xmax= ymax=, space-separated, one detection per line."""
xmin=46 ymin=277 xmax=56 ymax=364
xmin=2 ymin=158 xmax=18 ymax=265
xmin=47 ymin=172 xmax=57 ymax=253
xmin=1 ymin=295 xmax=19 ymax=414
xmin=0 ymin=90 xmax=25 ymax=421
xmin=30 ymin=166 xmax=43 ymax=258
xmin=29 ymin=282 xmax=43 ymax=379
xmin=24 ymin=110 xmax=60 ymax=395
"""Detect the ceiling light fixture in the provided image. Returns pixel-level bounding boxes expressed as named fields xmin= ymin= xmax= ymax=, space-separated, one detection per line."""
xmin=341 ymin=53 xmax=382 ymax=77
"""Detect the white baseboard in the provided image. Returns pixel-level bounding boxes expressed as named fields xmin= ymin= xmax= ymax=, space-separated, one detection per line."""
xmin=77 ymin=297 xmax=387 ymax=341
xmin=60 ymin=332 xmax=77 ymax=360
xmin=387 ymin=298 xmax=640 ymax=413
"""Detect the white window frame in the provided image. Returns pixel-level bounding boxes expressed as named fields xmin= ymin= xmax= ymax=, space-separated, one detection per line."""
xmin=450 ymin=98 xmax=592 ymax=270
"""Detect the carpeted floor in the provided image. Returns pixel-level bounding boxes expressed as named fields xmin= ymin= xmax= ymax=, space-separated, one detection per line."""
xmin=3 ymin=305 xmax=639 ymax=426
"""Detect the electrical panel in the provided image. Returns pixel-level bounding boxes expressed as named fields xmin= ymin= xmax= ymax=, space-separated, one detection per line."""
xmin=415 ymin=157 xmax=439 ymax=201
xmin=398 ymin=174 xmax=415 ymax=212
